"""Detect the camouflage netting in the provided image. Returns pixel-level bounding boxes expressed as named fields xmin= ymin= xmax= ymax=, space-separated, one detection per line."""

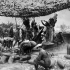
xmin=0 ymin=0 xmax=69 ymax=17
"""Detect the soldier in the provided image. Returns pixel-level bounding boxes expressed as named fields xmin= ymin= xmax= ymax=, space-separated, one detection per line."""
xmin=8 ymin=26 xmax=14 ymax=48
xmin=14 ymin=27 xmax=20 ymax=46
xmin=21 ymin=28 xmax=26 ymax=41
xmin=54 ymin=32 xmax=64 ymax=44
xmin=9 ymin=26 xmax=13 ymax=38
xmin=23 ymin=17 xmax=30 ymax=30
xmin=31 ymin=18 xmax=38 ymax=37
xmin=34 ymin=43 xmax=53 ymax=70
xmin=27 ymin=29 xmax=33 ymax=40
xmin=41 ymin=14 xmax=58 ymax=42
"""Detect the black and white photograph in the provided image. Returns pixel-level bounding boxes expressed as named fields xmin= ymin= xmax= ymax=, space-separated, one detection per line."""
xmin=0 ymin=0 xmax=70 ymax=70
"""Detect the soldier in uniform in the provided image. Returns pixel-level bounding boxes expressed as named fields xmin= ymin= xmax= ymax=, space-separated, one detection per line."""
xmin=21 ymin=28 xmax=26 ymax=41
xmin=23 ymin=17 xmax=32 ymax=40
xmin=34 ymin=43 xmax=53 ymax=70
xmin=9 ymin=26 xmax=14 ymax=48
xmin=9 ymin=26 xmax=13 ymax=38
xmin=31 ymin=18 xmax=38 ymax=37
xmin=23 ymin=17 xmax=30 ymax=30
xmin=41 ymin=14 xmax=58 ymax=42
xmin=14 ymin=27 xmax=20 ymax=46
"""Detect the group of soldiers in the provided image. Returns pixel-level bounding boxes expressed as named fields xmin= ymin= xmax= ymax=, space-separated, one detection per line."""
xmin=8 ymin=13 xmax=58 ymax=70
xmin=1 ymin=13 xmax=64 ymax=70
xmin=8 ymin=13 xmax=58 ymax=47
xmin=4 ymin=13 xmax=58 ymax=52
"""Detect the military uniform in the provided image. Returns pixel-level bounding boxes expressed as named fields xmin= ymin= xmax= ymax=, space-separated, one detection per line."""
xmin=9 ymin=26 xmax=13 ymax=38
xmin=48 ymin=17 xmax=57 ymax=42
xmin=34 ymin=48 xmax=51 ymax=70
xmin=23 ymin=18 xmax=30 ymax=30
xmin=31 ymin=20 xmax=38 ymax=37
xmin=41 ymin=14 xmax=57 ymax=42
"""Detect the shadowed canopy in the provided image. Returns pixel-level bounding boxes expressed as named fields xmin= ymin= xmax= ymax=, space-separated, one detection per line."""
xmin=0 ymin=0 xmax=69 ymax=17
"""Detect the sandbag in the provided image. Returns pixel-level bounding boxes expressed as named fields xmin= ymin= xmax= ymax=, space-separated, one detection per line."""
xmin=57 ymin=60 xmax=65 ymax=69
xmin=64 ymin=54 xmax=70 ymax=59
xmin=1 ymin=56 xmax=9 ymax=63
xmin=8 ymin=56 xmax=14 ymax=63
xmin=50 ymin=59 xmax=56 ymax=69
xmin=14 ymin=55 xmax=20 ymax=61
xmin=20 ymin=55 xmax=31 ymax=61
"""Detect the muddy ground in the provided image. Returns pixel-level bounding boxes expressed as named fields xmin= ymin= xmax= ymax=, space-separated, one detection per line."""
xmin=0 ymin=43 xmax=70 ymax=70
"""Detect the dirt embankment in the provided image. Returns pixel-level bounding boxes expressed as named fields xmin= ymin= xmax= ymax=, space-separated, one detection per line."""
xmin=0 ymin=43 xmax=70 ymax=70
